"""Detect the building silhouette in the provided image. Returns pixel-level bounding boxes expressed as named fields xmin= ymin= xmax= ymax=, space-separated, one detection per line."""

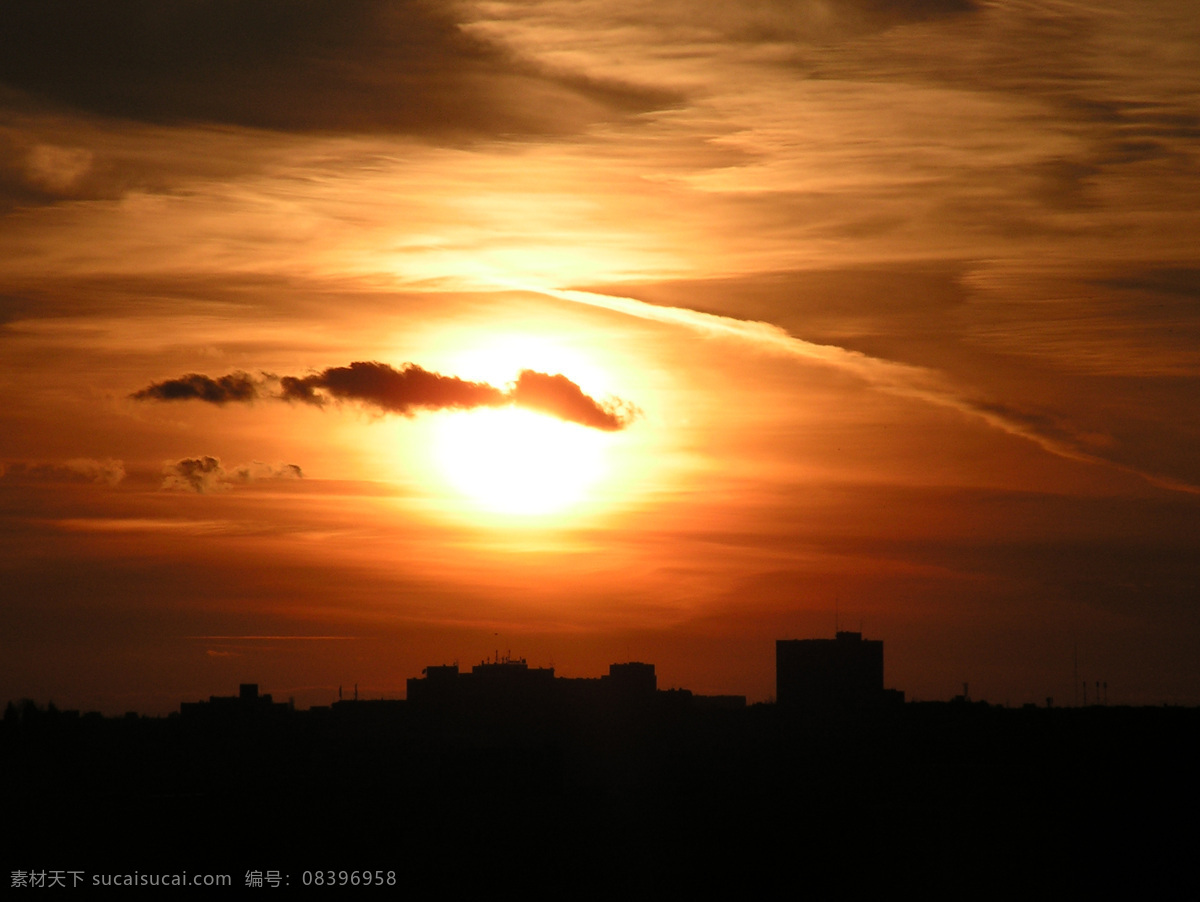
xmin=407 ymin=655 xmax=656 ymax=712
xmin=776 ymin=631 xmax=902 ymax=708
xmin=405 ymin=655 xmax=744 ymax=718
xmin=179 ymin=682 xmax=291 ymax=722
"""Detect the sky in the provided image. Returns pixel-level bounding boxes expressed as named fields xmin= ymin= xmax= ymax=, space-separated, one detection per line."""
xmin=2 ymin=0 xmax=1198 ymax=714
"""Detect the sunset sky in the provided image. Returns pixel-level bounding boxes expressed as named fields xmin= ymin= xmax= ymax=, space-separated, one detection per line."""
xmin=2 ymin=0 xmax=1198 ymax=713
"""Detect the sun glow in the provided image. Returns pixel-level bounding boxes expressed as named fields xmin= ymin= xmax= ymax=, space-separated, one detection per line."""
xmin=433 ymin=407 xmax=609 ymax=515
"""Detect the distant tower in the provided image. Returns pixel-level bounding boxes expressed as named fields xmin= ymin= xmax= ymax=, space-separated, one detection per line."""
xmin=776 ymin=632 xmax=886 ymax=708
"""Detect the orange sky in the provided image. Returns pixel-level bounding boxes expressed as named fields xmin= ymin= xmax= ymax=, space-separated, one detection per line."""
xmin=2 ymin=0 xmax=1199 ymax=713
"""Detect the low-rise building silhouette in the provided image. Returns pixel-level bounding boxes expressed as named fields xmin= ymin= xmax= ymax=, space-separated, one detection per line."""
xmin=406 ymin=655 xmax=745 ymax=717
xmin=179 ymin=682 xmax=291 ymax=722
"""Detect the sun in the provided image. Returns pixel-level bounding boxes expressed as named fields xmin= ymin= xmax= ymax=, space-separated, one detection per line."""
xmin=432 ymin=406 xmax=609 ymax=516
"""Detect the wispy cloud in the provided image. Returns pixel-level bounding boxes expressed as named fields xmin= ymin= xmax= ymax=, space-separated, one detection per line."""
xmin=162 ymin=457 xmax=303 ymax=494
xmin=535 ymin=285 xmax=1200 ymax=493
xmin=0 ymin=458 xmax=125 ymax=486
xmin=0 ymin=0 xmax=672 ymax=139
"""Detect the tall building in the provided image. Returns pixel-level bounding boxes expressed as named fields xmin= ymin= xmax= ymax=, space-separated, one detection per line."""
xmin=776 ymin=631 xmax=898 ymax=708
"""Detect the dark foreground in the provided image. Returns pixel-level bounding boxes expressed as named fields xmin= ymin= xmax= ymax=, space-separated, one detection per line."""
xmin=5 ymin=701 xmax=1197 ymax=892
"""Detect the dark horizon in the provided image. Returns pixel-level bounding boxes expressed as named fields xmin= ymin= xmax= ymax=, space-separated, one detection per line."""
xmin=8 ymin=647 xmax=1195 ymax=889
xmin=6 ymin=631 xmax=1174 ymax=719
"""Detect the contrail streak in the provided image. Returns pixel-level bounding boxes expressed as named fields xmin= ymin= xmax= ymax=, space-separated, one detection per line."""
xmin=528 ymin=285 xmax=1199 ymax=495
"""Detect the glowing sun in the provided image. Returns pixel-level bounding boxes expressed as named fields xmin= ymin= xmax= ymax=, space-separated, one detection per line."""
xmin=433 ymin=406 xmax=609 ymax=515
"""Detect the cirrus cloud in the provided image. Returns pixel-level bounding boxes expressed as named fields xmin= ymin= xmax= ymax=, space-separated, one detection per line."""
xmin=162 ymin=456 xmax=303 ymax=493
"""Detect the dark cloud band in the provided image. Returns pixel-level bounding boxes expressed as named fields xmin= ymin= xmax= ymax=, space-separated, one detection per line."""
xmin=133 ymin=362 xmax=637 ymax=432
xmin=279 ymin=362 xmax=506 ymax=414
xmin=0 ymin=0 xmax=673 ymax=138
xmin=131 ymin=372 xmax=257 ymax=405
